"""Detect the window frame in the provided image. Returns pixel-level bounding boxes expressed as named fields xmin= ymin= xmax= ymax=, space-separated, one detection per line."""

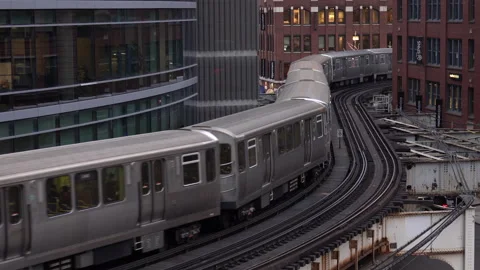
xmin=102 ymin=165 xmax=126 ymax=205
xmin=316 ymin=115 xmax=323 ymax=138
xmin=182 ymin=152 xmax=201 ymax=186
xmin=46 ymin=174 xmax=73 ymax=217
xmin=205 ymin=148 xmax=216 ymax=183
xmin=247 ymin=138 xmax=257 ymax=168
xmin=220 ymin=143 xmax=233 ymax=176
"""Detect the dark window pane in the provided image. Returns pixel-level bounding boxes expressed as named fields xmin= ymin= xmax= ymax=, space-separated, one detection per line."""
xmin=206 ymin=148 xmax=216 ymax=182
xmin=102 ymin=166 xmax=125 ymax=204
xmin=141 ymin=162 xmax=150 ymax=195
xmin=11 ymin=10 xmax=33 ymax=25
xmin=13 ymin=93 xmax=37 ymax=108
xmin=35 ymin=10 xmax=56 ymax=24
xmin=46 ymin=175 xmax=72 ymax=217
xmin=11 ymin=28 xmax=34 ymax=90
xmin=154 ymin=160 xmax=164 ymax=192
xmin=35 ymin=27 xmax=58 ymax=88
xmin=38 ymin=90 xmax=60 ymax=106
xmin=75 ymin=171 xmax=99 ymax=209
xmin=76 ymin=26 xmax=95 ymax=83
xmin=8 ymin=186 xmax=22 ymax=224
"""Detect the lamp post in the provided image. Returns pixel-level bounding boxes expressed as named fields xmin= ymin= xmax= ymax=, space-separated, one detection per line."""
xmin=352 ymin=31 xmax=359 ymax=50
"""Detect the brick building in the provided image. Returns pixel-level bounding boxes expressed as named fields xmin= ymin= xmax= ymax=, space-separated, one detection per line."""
xmin=258 ymin=0 xmax=394 ymax=91
xmin=392 ymin=0 xmax=479 ymax=129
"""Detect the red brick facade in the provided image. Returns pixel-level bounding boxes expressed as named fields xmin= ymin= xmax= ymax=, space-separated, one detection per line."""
xmin=258 ymin=0 xmax=393 ymax=91
xmin=392 ymin=0 xmax=480 ymax=129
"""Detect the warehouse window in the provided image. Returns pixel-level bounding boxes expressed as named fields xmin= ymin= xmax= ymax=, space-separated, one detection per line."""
xmin=427 ymin=38 xmax=440 ymax=65
xmin=183 ymin=153 xmax=200 ymax=186
xmin=448 ymin=39 xmax=463 ymax=67
xmin=469 ymin=39 xmax=475 ymax=70
xmin=427 ymin=0 xmax=440 ymax=21
xmin=468 ymin=87 xmax=474 ymax=116
xmin=469 ymin=0 xmax=475 ymax=22
xmin=408 ymin=0 xmax=421 ymax=20
xmin=448 ymin=0 xmax=463 ymax=21
xmin=337 ymin=9 xmax=345 ymax=24
xmin=448 ymin=84 xmax=462 ymax=112
xmin=398 ymin=0 xmax=403 ymax=20
xmin=407 ymin=78 xmax=420 ymax=103
xmin=426 ymin=81 xmax=440 ymax=106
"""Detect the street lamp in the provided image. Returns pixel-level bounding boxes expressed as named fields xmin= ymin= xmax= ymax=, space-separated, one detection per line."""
xmin=352 ymin=31 xmax=359 ymax=49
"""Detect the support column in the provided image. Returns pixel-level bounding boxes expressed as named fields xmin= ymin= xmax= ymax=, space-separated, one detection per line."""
xmin=350 ymin=240 xmax=359 ymax=270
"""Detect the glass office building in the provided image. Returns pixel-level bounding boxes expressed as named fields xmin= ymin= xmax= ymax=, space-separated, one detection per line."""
xmin=0 ymin=1 xmax=198 ymax=155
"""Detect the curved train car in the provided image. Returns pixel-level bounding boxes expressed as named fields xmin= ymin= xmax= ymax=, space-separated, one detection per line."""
xmin=0 ymin=48 xmax=390 ymax=270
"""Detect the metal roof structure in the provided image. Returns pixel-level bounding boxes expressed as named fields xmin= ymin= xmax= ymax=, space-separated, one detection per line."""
xmin=378 ymin=117 xmax=480 ymax=162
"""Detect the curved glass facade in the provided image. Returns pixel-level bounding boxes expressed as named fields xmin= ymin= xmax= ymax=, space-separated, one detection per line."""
xmin=0 ymin=7 xmax=198 ymax=155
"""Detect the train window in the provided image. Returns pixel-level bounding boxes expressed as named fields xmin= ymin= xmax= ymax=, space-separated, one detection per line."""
xmin=277 ymin=127 xmax=286 ymax=154
xmin=75 ymin=171 xmax=99 ymax=210
xmin=335 ymin=59 xmax=341 ymax=70
xmin=220 ymin=144 xmax=233 ymax=175
xmin=183 ymin=153 xmax=200 ymax=186
xmin=365 ymin=56 xmax=370 ymax=65
xmin=46 ymin=175 xmax=72 ymax=217
xmin=206 ymin=148 xmax=216 ymax=182
xmin=380 ymin=54 xmax=385 ymax=64
xmin=293 ymin=122 xmax=301 ymax=148
xmin=286 ymin=125 xmax=293 ymax=151
xmin=8 ymin=186 xmax=21 ymax=224
xmin=141 ymin=162 xmax=150 ymax=195
xmin=238 ymin=141 xmax=246 ymax=172
xmin=316 ymin=115 xmax=323 ymax=138
xmin=102 ymin=166 xmax=125 ymax=204
xmin=154 ymin=160 xmax=164 ymax=192
xmin=248 ymin=139 xmax=257 ymax=168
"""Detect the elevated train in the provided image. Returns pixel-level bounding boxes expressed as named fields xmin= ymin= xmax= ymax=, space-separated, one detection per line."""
xmin=0 ymin=48 xmax=391 ymax=270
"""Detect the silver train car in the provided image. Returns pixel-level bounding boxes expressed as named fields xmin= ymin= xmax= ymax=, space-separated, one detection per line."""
xmin=0 ymin=48 xmax=390 ymax=270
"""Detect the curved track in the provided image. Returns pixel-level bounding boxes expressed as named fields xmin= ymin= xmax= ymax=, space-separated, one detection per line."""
xmin=106 ymin=81 xmax=400 ymax=270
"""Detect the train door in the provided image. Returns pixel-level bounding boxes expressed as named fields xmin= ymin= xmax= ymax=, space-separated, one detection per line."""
xmin=139 ymin=160 xmax=165 ymax=224
xmin=1 ymin=186 xmax=25 ymax=259
xmin=303 ymin=119 xmax=312 ymax=165
xmin=262 ymin=133 xmax=272 ymax=185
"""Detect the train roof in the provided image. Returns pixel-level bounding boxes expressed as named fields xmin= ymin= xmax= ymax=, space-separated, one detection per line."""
xmin=286 ymin=68 xmax=325 ymax=83
xmin=190 ymin=99 xmax=326 ymax=138
xmin=367 ymin=48 xmax=392 ymax=54
xmin=321 ymin=50 xmax=371 ymax=58
xmin=0 ymin=130 xmax=217 ymax=183
xmin=276 ymin=80 xmax=330 ymax=104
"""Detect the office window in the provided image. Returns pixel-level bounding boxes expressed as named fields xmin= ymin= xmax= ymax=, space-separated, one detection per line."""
xmin=448 ymin=0 xmax=463 ymax=21
xmin=427 ymin=0 xmax=440 ymax=20
xmin=372 ymin=35 xmax=380 ymax=48
xmin=397 ymin=36 xmax=403 ymax=61
xmin=468 ymin=87 xmax=474 ymax=116
xmin=303 ymin=35 xmax=311 ymax=52
xmin=398 ymin=0 xmax=403 ymax=20
xmin=283 ymin=9 xmax=291 ymax=24
xmin=426 ymin=81 xmax=440 ymax=106
xmin=448 ymin=39 xmax=463 ymax=67
xmin=469 ymin=0 xmax=475 ymax=22
xmin=283 ymin=36 xmax=291 ymax=52
xmin=408 ymin=78 xmax=420 ymax=103
xmin=407 ymin=36 xmax=421 ymax=63
xmin=353 ymin=8 xmax=360 ymax=24
xmin=361 ymin=7 xmax=370 ymax=24
xmin=328 ymin=8 xmax=335 ymax=24
xmin=338 ymin=35 xmax=345 ymax=51
xmin=469 ymin=39 xmax=475 ymax=69
xmin=362 ymin=35 xmax=370 ymax=49
xmin=293 ymin=35 xmax=301 ymax=52
xmin=328 ymin=35 xmax=335 ymax=51
xmin=292 ymin=8 xmax=300 ymax=24
xmin=318 ymin=9 xmax=326 ymax=24
xmin=319 ymin=35 xmax=326 ymax=51
xmin=408 ymin=0 xmax=421 ymax=20
xmin=427 ymin=38 xmax=440 ymax=65
xmin=387 ymin=8 xmax=393 ymax=23
xmin=371 ymin=8 xmax=380 ymax=24
xmin=337 ymin=9 xmax=345 ymax=24
xmin=303 ymin=9 xmax=311 ymax=25
xmin=448 ymin=84 xmax=462 ymax=112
